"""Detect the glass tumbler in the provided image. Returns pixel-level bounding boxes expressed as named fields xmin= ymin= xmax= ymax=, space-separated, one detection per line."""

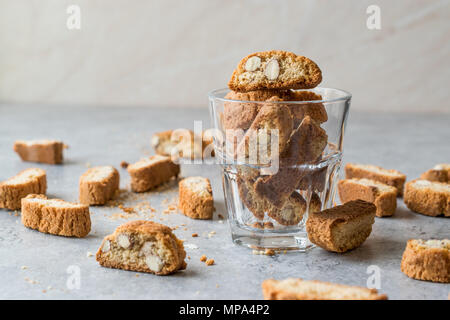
xmin=208 ymin=88 xmax=351 ymax=251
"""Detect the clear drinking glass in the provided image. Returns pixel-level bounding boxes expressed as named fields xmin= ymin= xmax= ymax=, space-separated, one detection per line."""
xmin=208 ymin=87 xmax=351 ymax=251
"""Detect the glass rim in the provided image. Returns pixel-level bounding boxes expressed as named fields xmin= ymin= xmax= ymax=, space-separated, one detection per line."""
xmin=208 ymin=87 xmax=352 ymax=105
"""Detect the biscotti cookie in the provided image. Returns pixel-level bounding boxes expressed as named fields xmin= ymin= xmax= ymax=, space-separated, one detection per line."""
xmin=127 ymin=155 xmax=180 ymax=192
xmin=237 ymin=98 xmax=294 ymax=163
xmin=79 ymin=166 xmax=119 ymax=205
xmin=403 ymin=179 xmax=450 ymax=217
xmin=96 ymin=220 xmax=186 ymax=275
xmin=401 ymin=239 xmax=449 ymax=283
xmin=286 ymin=90 xmax=328 ymax=125
xmin=13 ymin=140 xmax=64 ymax=164
xmin=262 ymin=278 xmax=387 ymax=300
xmin=228 ymin=51 xmax=322 ymax=92
xmin=268 ymin=192 xmax=322 ymax=226
xmin=151 ymin=129 xmax=212 ymax=159
xmin=223 ymin=90 xmax=289 ymax=130
xmin=282 ymin=116 xmax=328 ymax=165
xmin=237 ymin=175 xmax=266 ymax=220
xmin=345 ymin=163 xmax=406 ymax=196
xmin=0 ymin=168 xmax=47 ymax=210
xmin=338 ymin=178 xmax=397 ymax=217
xmin=420 ymin=164 xmax=450 ymax=183
xmin=306 ymin=200 xmax=376 ymax=253
xmin=297 ymin=165 xmax=327 ymax=192
xmin=21 ymin=194 xmax=90 ymax=237
xmin=254 ymin=117 xmax=327 ymax=208
xmin=178 ymin=177 xmax=214 ymax=220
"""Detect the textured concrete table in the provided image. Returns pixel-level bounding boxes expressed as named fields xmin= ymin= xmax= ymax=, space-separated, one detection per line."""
xmin=0 ymin=104 xmax=448 ymax=300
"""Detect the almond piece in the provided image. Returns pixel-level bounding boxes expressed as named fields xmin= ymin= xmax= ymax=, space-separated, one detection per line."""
xmin=264 ymin=59 xmax=280 ymax=80
xmin=245 ymin=56 xmax=261 ymax=71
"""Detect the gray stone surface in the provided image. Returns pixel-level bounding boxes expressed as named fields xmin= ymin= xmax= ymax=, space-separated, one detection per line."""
xmin=0 ymin=104 xmax=448 ymax=300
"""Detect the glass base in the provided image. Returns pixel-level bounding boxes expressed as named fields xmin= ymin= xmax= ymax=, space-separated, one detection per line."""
xmin=230 ymin=222 xmax=315 ymax=252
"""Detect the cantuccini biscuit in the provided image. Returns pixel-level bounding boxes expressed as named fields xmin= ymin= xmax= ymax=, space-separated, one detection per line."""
xmin=254 ymin=116 xmax=327 ymax=208
xmin=238 ymin=172 xmax=322 ymax=225
xmin=21 ymin=194 xmax=90 ymax=237
xmin=228 ymin=51 xmax=322 ymax=92
xmin=297 ymin=165 xmax=327 ymax=192
xmin=178 ymin=176 xmax=214 ymax=220
xmin=0 ymin=168 xmax=47 ymax=210
xmin=223 ymin=90 xmax=327 ymax=131
xmin=79 ymin=166 xmax=119 ymax=205
xmin=345 ymin=163 xmax=406 ymax=196
xmin=420 ymin=164 xmax=450 ymax=183
xmin=262 ymin=278 xmax=387 ymax=300
xmin=13 ymin=140 xmax=64 ymax=164
xmin=127 ymin=155 xmax=180 ymax=192
xmin=338 ymin=178 xmax=397 ymax=217
xmin=237 ymin=97 xmax=294 ymax=164
xmin=401 ymin=239 xmax=449 ymax=283
xmin=267 ymin=192 xmax=322 ymax=226
xmin=237 ymin=176 xmax=266 ymax=220
xmin=403 ymin=179 xmax=450 ymax=217
xmin=286 ymin=90 xmax=328 ymax=125
xmin=96 ymin=220 xmax=186 ymax=275
xmin=306 ymin=200 xmax=376 ymax=253
xmin=151 ymin=129 xmax=213 ymax=159
xmin=223 ymin=90 xmax=290 ymax=130
xmin=282 ymin=116 xmax=328 ymax=165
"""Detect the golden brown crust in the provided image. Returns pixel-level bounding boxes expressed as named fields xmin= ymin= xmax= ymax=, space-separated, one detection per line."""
xmin=13 ymin=140 xmax=64 ymax=164
xmin=420 ymin=165 xmax=450 ymax=183
xmin=262 ymin=278 xmax=387 ymax=300
xmin=96 ymin=220 xmax=186 ymax=275
xmin=282 ymin=116 xmax=328 ymax=164
xmin=0 ymin=168 xmax=47 ymax=210
xmin=306 ymin=200 xmax=376 ymax=253
xmin=403 ymin=179 xmax=450 ymax=217
xmin=253 ymin=116 xmax=327 ymax=208
xmin=127 ymin=155 xmax=180 ymax=192
xmin=338 ymin=179 xmax=397 ymax=217
xmin=223 ymin=90 xmax=290 ymax=130
xmin=286 ymin=91 xmax=328 ymax=125
xmin=21 ymin=194 xmax=91 ymax=237
xmin=178 ymin=177 xmax=214 ymax=220
xmin=237 ymin=175 xmax=266 ymax=220
xmin=345 ymin=163 xmax=406 ymax=196
xmin=79 ymin=166 xmax=120 ymax=205
xmin=401 ymin=239 xmax=450 ymax=283
xmin=228 ymin=51 xmax=322 ymax=92
xmin=237 ymin=99 xmax=294 ymax=163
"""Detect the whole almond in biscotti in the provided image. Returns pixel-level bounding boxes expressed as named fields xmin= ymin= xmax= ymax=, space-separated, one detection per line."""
xmin=306 ymin=200 xmax=376 ymax=253
xmin=228 ymin=51 xmax=322 ymax=92
xmin=345 ymin=163 xmax=406 ymax=196
xmin=178 ymin=176 xmax=214 ymax=220
xmin=0 ymin=168 xmax=47 ymax=210
xmin=127 ymin=155 xmax=180 ymax=192
xmin=96 ymin=220 xmax=187 ymax=275
xmin=237 ymin=97 xmax=294 ymax=164
xmin=79 ymin=166 xmax=119 ymax=205
xmin=403 ymin=179 xmax=450 ymax=217
xmin=338 ymin=178 xmax=397 ymax=217
xmin=420 ymin=164 xmax=450 ymax=183
xmin=262 ymin=278 xmax=387 ymax=300
xmin=13 ymin=140 xmax=64 ymax=164
xmin=21 ymin=194 xmax=91 ymax=237
xmin=401 ymin=239 xmax=449 ymax=283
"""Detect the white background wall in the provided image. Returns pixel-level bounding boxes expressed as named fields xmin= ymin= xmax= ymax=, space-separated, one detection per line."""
xmin=0 ymin=0 xmax=449 ymax=112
